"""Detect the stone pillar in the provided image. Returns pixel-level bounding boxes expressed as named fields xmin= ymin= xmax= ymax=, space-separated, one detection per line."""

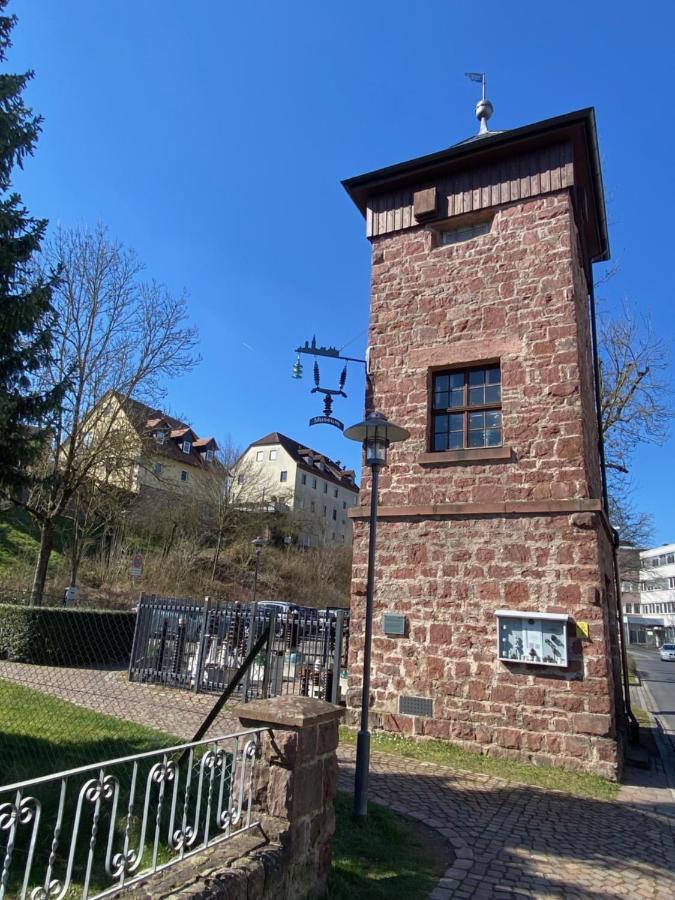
xmin=237 ymin=695 xmax=344 ymax=898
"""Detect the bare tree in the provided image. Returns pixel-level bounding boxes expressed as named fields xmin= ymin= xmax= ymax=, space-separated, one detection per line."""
xmin=19 ymin=224 xmax=198 ymax=604
xmin=598 ymin=302 xmax=672 ymax=544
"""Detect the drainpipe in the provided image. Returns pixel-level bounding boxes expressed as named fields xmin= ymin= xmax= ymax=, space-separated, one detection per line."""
xmin=588 ymin=277 xmax=640 ymax=743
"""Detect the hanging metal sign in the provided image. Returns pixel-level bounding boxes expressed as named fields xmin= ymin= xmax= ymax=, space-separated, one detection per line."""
xmin=291 ymin=335 xmax=366 ymax=430
xmin=309 ymin=415 xmax=344 ymax=430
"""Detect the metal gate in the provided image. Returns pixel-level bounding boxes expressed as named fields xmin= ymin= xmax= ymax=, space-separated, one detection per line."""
xmin=128 ymin=595 xmax=349 ymax=703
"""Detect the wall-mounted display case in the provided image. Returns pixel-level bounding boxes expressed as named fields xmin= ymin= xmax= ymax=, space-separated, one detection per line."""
xmin=495 ymin=609 xmax=570 ymax=668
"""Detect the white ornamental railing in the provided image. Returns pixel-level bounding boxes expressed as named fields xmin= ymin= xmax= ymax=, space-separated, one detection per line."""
xmin=0 ymin=729 xmax=264 ymax=900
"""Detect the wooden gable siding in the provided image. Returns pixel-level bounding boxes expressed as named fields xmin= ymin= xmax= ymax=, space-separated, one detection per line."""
xmin=366 ymin=141 xmax=575 ymax=238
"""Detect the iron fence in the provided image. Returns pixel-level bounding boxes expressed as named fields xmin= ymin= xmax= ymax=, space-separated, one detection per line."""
xmin=129 ymin=596 xmax=349 ymax=704
xmin=0 ymin=727 xmax=264 ymax=900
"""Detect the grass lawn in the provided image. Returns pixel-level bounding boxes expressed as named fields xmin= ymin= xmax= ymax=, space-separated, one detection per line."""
xmin=0 ymin=678 xmax=176 ymax=785
xmin=328 ymin=792 xmax=449 ymax=899
xmin=339 ymin=727 xmax=619 ymax=801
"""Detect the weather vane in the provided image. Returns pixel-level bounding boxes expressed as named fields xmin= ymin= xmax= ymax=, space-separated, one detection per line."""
xmin=465 ymin=71 xmax=494 ymax=135
xmin=291 ymin=335 xmax=366 ymax=431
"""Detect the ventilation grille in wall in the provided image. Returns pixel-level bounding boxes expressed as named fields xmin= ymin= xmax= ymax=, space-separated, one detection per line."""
xmin=399 ymin=695 xmax=433 ymax=717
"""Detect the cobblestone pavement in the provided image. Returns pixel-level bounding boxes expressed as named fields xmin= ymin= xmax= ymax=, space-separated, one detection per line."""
xmin=337 ymin=745 xmax=675 ymax=899
xmin=0 ymin=660 xmax=240 ymax=741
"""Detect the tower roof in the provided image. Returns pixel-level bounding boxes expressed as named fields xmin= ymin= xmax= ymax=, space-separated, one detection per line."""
xmin=343 ymin=107 xmax=609 ymax=263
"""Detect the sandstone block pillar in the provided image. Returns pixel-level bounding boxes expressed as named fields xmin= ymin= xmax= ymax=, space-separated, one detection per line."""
xmin=237 ymin=695 xmax=344 ymax=898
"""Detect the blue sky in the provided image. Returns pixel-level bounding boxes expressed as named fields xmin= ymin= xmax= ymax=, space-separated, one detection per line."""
xmin=8 ymin=1 xmax=674 ymax=542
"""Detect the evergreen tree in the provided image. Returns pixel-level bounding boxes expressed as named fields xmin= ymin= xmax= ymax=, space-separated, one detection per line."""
xmin=0 ymin=1 xmax=60 ymax=493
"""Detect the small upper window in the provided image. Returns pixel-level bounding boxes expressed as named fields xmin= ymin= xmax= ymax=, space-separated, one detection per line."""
xmin=182 ymin=440 xmax=191 ymax=454
xmin=342 ymin=501 xmax=347 ymax=510
xmin=323 ymin=483 xmax=328 ymax=494
xmin=206 ymin=448 xmax=215 ymax=462
xmin=180 ymin=470 xmax=188 ymax=482
xmin=334 ymin=488 xmax=339 ymax=498
xmin=301 ymin=473 xmax=307 ymax=485
xmin=438 ymin=220 xmax=491 ymax=246
xmin=237 ymin=473 xmax=245 ymax=485
xmin=154 ymin=431 xmax=165 ymax=445
xmin=431 ymin=364 xmax=502 ymax=451
xmin=332 ymin=509 xmax=337 ymax=521
xmin=312 ymin=478 xmax=317 ymax=490
xmin=256 ymin=450 xmax=264 ymax=462
xmin=280 ymin=470 xmax=288 ymax=482
xmin=269 ymin=449 xmax=277 ymax=461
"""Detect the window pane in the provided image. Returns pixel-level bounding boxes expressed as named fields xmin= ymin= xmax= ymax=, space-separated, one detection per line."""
xmin=468 ymin=386 xmax=485 ymax=405
xmin=486 ymin=411 xmax=501 ymax=429
xmin=434 ymin=414 xmax=448 ymax=434
xmin=449 ymin=372 xmax=464 ymax=389
xmin=448 ymin=431 xmax=463 ymax=450
xmin=435 ymin=374 xmax=449 ymax=392
xmin=433 ymin=389 xmax=448 ymax=409
xmin=486 ymin=428 xmax=502 ymax=446
xmin=468 ymin=412 xmax=485 ymax=430
xmin=486 ymin=367 xmax=501 ymax=385
xmin=447 ymin=388 xmax=463 ymax=408
xmin=485 ymin=384 xmax=501 ymax=404
xmin=449 ymin=413 xmax=463 ymax=432
xmin=433 ymin=433 xmax=448 ymax=451
xmin=468 ymin=369 xmax=486 ymax=386
xmin=468 ymin=430 xmax=485 ymax=448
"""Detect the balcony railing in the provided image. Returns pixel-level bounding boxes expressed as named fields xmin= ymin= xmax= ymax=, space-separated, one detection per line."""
xmin=0 ymin=728 xmax=264 ymax=900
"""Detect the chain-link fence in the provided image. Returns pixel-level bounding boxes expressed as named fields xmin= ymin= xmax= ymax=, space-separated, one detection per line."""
xmin=0 ymin=590 xmax=348 ymax=788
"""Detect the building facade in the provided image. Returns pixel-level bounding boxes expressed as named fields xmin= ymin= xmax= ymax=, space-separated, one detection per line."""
xmin=621 ymin=544 xmax=675 ymax=645
xmin=81 ymin=392 xmax=219 ymax=499
xmin=343 ymin=107 xmax=626 ymax=778
xmin=236 ymin=433 xmax=358 ymax=547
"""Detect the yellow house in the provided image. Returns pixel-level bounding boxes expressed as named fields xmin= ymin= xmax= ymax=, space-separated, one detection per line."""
xmin=81 ymin=392 xmax=219 ymax=499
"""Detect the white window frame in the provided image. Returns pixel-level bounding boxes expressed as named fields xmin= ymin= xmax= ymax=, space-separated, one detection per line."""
xmin=269 ymin=449 xmax=277 ymax=461
xmin=182 ymin=440 xmax=191 ymax=454
xmin=256 ymin=450 xmax=264 ymax=462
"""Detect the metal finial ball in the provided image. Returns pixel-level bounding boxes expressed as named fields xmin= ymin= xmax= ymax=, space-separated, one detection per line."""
xmin=475 ymin=98 xmax=494 ymax=122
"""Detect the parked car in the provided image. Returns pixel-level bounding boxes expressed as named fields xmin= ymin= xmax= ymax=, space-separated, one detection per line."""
xmin=659 ymin=643 xmax=675 ymax=661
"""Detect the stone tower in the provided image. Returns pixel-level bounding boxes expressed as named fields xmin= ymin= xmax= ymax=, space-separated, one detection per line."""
xmin=343 ymin=107 xmax=626 ymax=778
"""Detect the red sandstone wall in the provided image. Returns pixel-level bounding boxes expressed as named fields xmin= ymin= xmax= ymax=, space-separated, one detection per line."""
xmin=350 ymin=514 xmax=621 ymax=778
xmin=348 ymin=189 xmax=624 ymax=778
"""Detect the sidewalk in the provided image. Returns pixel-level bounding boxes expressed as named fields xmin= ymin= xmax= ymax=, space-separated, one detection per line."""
xmin=337 ymin=744 xmax=675 ymax=899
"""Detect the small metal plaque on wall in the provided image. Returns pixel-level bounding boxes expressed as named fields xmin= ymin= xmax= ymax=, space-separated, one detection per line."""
xmin=399 ymin=695 xmax=433 ymax=717
xmin=382 ymin=613 xmax=406 ymax=635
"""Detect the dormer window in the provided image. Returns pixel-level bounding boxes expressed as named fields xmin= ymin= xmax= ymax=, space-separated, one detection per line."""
xmin=182 ymin=440 xmax=191 ymax=454
xmin=154 ymin=431 xmax=165 ymax=445
xmin=206 ymin=448 xmax=214 ymax=461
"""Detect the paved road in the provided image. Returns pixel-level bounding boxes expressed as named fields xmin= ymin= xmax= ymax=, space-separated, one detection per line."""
xmin=631 ymin=646 xmax=675 ymax=745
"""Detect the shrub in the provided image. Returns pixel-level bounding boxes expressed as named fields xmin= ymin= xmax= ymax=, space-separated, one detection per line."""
xmin=0 ymin=605 xmax=136 ymax=666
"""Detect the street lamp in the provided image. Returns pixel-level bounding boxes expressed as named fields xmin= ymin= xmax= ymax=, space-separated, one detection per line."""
xmin=344 ymin=411 xmax=409 ymax=819
xmin=243 ymin=536 xmax=265 ymax=700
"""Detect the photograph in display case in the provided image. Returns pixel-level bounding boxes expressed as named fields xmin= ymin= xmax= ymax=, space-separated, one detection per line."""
xmin=496 ymin=610 xmax=569 ymax=667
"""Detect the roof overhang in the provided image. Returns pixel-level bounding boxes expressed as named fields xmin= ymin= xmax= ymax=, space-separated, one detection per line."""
xmin=342 ymin=107 xmax=609 ymax=263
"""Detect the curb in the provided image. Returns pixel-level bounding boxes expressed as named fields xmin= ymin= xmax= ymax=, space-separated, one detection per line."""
xmin=632 ymin=678 xmax=675 ymax=801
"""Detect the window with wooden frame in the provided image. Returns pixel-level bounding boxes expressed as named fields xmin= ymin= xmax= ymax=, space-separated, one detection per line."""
xmin=431 ymin=364 xmax=502 ymax=451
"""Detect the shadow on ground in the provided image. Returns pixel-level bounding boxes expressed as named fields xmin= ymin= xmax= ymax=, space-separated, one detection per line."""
xmin=338 ymin=751 xmax=675 ymax=898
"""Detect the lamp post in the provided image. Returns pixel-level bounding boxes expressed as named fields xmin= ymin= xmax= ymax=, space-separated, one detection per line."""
xmin=344 ymin=411 xmax=409 ymax=820
xmin=243 ymin=536 xmax=265 ymax=701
